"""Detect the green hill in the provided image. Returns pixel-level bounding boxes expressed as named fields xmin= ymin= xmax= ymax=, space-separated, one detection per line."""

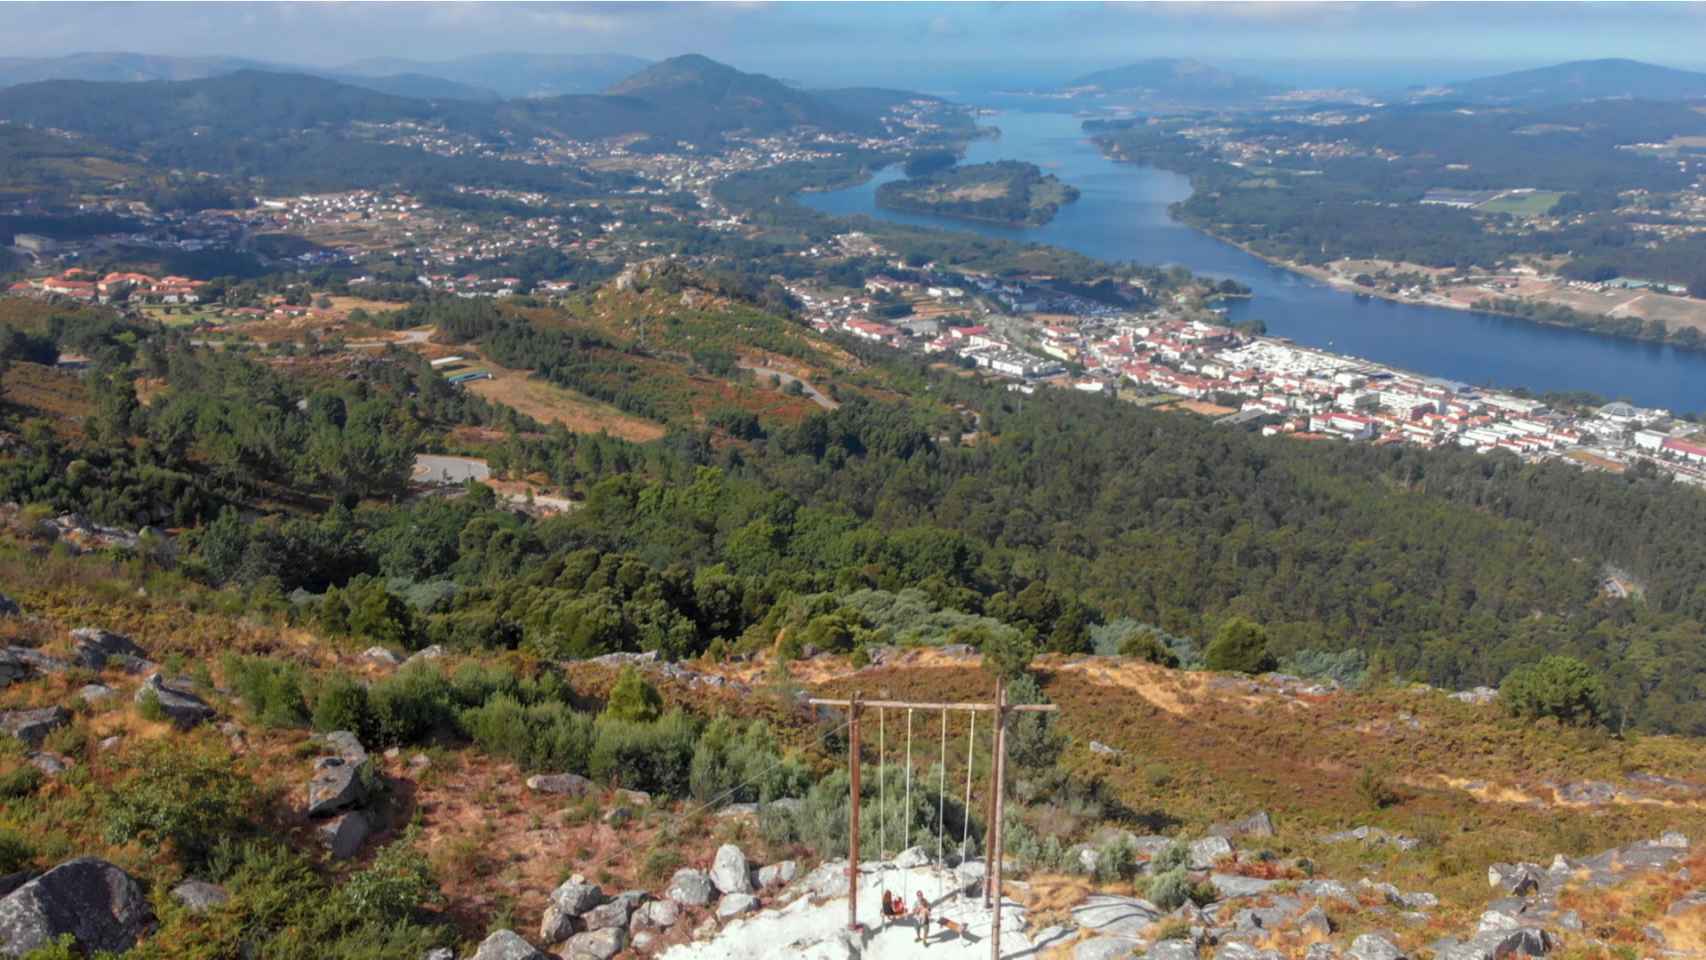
xmin=1448 ymin=57 xmax=1706 ymax=103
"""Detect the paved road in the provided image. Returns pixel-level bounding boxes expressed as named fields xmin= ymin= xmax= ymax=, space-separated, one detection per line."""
xmin=412 ymin=455 xmax=490 ymax=485
xmin=740 ymin=364 xmax=837 ymax=410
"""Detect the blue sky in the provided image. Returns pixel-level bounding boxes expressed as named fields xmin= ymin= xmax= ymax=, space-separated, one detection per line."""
xmin=3 ymin=2 xmax=1705 ymax=91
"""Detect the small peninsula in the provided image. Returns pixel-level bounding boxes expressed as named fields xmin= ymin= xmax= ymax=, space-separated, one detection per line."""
xmin=876 ymin=160 xmax=1080 ymax=227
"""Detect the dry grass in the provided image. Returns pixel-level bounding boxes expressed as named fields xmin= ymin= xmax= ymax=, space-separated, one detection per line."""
xmin=462 ymin=352 xmax=667 ymax=443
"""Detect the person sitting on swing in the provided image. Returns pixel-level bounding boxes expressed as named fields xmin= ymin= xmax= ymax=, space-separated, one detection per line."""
xmin=881 ymin=889 xmax=904 ymax=923
xmin=911 ymin=891 xmax=932 ymax=943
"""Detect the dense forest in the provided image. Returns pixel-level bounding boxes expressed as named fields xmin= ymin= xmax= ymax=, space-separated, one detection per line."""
xmin=10 ymin=296 xmax=1706 ymax=734
xmin=875 ymin=160 xmax=1081 ymax=227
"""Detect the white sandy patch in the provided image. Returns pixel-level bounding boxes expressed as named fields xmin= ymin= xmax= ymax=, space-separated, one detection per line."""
xmin=662 ymin=865 xmax=1036 ymax=960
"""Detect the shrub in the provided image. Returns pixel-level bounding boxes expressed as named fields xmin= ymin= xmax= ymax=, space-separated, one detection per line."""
xmin=689 ymin=717 xmax=810 ymax=805
xmin=222 ymin=654 xmax=310 ymax=728
xmin=0 ymin=828 xmax=33 ymax=873
xmin=589 ymin=710 xmax=698 ymax=797
xmin=960 ymin=622 xmax=1033 ymax=681
xmin=312 ymin=675 xmax=373 ymax=738
xmin=1500 ymin=656 xmax=1608 ymax=727
xmin=1092 ymin=835 xmax=1139 ymax=883
xmin=336 ymin=832 xmax=441 ymax=924
xmin=1151 ymin=840 xmax=1189 ymax=873
xmin=137 ymin=688 xmax=168 ymax=723
xmin=1148 ymin=867 xmax=1214 ymax=910
xmin=103 ymin=743 xmax=254 ymax=865
xmin=367 ymin=665 xmax=453 ymax=747
xmin=1204 ymin=617 xmax=1275 ymax=674
xmin=1356 ymin=765 xmax=1402 ymax=810
xmin=0 ymin=766 xmax=42 ymax=800
xmin=603 ymin=666 xmax=662 ymax=723
xmin=461 ymin=695 xmax=595 ymax=773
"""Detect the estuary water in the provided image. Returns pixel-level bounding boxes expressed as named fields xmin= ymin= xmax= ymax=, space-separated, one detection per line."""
xmin=801 ymin=111 xmax=1706 ymax=411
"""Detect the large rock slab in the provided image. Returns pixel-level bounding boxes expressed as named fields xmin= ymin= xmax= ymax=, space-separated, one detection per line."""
xmin=1076 ymin=937 xmax=1141 ymax=960
xmin=0 ymin=707 xmax=68 ymax=748
xmin=1211 ymin=873 xmax=1278 ymax=899
xmin=1072 ymin=894 xmax=1163 ymax=938
xmin=668 ymin=868 xmax=715 ymax=907
xmin=757 ymin=860 xmax=797 ymax=888
xmin=136 ymin=673 xmax=215 ymax=729
xmin=0 ymin=648 xmax=67 ymax=688
xmin=711 ymin=844 xmax=753 ymax=895
xmin=70 ymin=628 xmax=149 ymax=671
xmin=1347 ymin=933 xmax=1406 ymax=960
xmin=715 ymin=893 xmax=760 ymax=920
xmin=319 ymin=811 xmax=370 ymax=861
xmin=1432 ymin=927 xmax=1553 ymax=960
xmin=170 ymin=880 xmax=229 ymax=914
xmin=0 ymin=857 xmax=152 ymax=956
xmin=306 ymin=755 xmax=368 ymax=817
xmin=469 ymin=929 xmax=549 ymax=960
xmin=1147 ymin=942 xmax=1202 ymax=960
xmin=1209 ymin=811 xmax=1275 ymax=840
xmin=1188 ymin=836 xmax=1234 ymax=870
xmin=526 ymin=773 xmax=594 ymax=796
xmin=581 ymin=899 xmax=632 ymax=933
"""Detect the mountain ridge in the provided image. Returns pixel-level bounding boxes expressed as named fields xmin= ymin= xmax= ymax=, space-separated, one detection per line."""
xmin=1445 ymin=57 xmax=1706 ymax=103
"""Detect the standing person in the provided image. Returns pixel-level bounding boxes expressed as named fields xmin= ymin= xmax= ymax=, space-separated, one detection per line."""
xmin=912 ymin=891 xmax=932 ymax=944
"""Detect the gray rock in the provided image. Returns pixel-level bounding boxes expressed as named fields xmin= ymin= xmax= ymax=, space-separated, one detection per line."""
xmin=136 ymin=673 xmax=215 ymax=728
xmin=1210 ymin=811 xmax=1275 ymax=840
xmin=800 ymin=861 xmax=850 ymax=900
xmin=1215 ymin=944 xmax=1281 ymax=960
xmin=468 ymin=929 xmax=549 ymax=960
xmin=630 ymin=930 xmax=657 ymax=952
xmin=361 ymin=646 xmax=402 ymax=667
xmin=715 ymin=893 xmax=759 ymax=919
xmin=1188 ymin=836 xmax=1234 ymax=870
xmin=423 ymin=950 xmax=454 ymax=960
xmin=640 ymin=898 xmax=679 ymax=928
xmin=1147 ymin=942 xmax=1201 ymax=960
xmin=893 ymin=845 xmax=930 ymax=869
xmin=540 ymin=878 xmax=606 ymax=943
xmin=602 ymin=806 xmax=633 ymax=827
xmin=306 ymin=756 xmax=368 ymax=817
xmin=0 ymin=857 xmax=152 ymax=956
xmin=1298 ymin=905 xmax=1333 ymax=936
xmin=618 ymin=788 xmax=651 ymax=807
xmin=78 ymin=683 xmax=114 ymax=703
xmin=1347 ymin=933 xmax=1405 ymax=960
xmin=319 ymin=811 xmax=370 ymax=861
xmin=1304 ymin=945 xmax=1339 ymax=960
xmin=757 ymin=860 xmax=797 ymax=888
xmin=1432 ymin=928 xmax=1553 ymax=960
xmin=0 ymin=595 xmax=18 ymax=617
xmin=1211 ymin=873 xmax=1278 ymax=899
xmin=1298 ymin=878 xmax=1355 ymax=902
xmin=581 ymin=900 xmax=631 ymax=932
xmin=563 ymin=927 xmax=625 ymax=960
xmin=711 ymin=844 xmax=753 ymax=895
xmin=1658 ymin=831 xmax=1691 ymax=849
xmin=1487 ymin=863 xmax=1545 ymax=897
xmin=1556 ymin=780 xmax=1617 ymax=805
xmin=320 ymin=730 xmax=368 ymax=763
xmin=1076 ymin=937 xmax=1141 ymax=960
xmin=98 ymin=735 xmax=122 ymax=752
xmin=25 ymin=752 xmax=70 ymax=776
xmin=0 ymin=873 xmax=33 ymax=900
xmin=1072 ymin=894 xmax=1163 ymax=937
xmin=170 ymin=880 xmax=229 ymax=914
xmin=667 ymin=868 xmax=715 ymax=907
xmin=0 ymin=707 xmax=68 ymax=748
xmin=0 ymin=648 xmax=68 ymax=689
xmin=1449 ymin=687 xmax=1498 ymax=705
xmin=525 ymin=772 xmax=594 ymax=796
xmin=1089 ymin=740 xmax=1122 ymax=757
xmin=1231 ymin=897 xmax=1302 ymax=932
xmin=1031 ymin=925 xmax=1073 ymax=952
xmin=403 ymin=645 xmax=445 ymax=667
xmin=69 ymin=627 xmax=147 ymax=670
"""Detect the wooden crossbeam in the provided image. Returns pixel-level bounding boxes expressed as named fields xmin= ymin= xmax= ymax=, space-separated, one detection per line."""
xmin=805 ymin=697 xmax=1056 ymax=713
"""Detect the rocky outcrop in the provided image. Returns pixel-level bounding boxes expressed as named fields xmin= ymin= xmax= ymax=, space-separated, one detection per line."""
xmin=757 ymin=860 xmax=797 ymax=888
xmin=0 ymin=648 xmax=67 ymax=688
xmin=307 ymin=754 xmax=369 ymax=817
xmin=1187 ymin=836 xmax=1234 ymax=869
xmin=563 ymin=927 xmax=625 ymax=960
xmin=540 ymin=877 xmax=606 ymax=944
xmin=320 ymin=811 xmax=370 ymax=861
xmin=0 ymin=857 xmax=152 ymax=956
xmin=469 ymin=929 xmax=549 ymax=960
xmin=1347 ymin=933 xmax=1405 ymax=960
xmin=526 ymin=773 xmax=594 ymax=796
xmin=668 ymin=868 xmax=715 ymax=907
xmin=170 ymin=880 xmax=230 ymax=914
xmin=135 ymin=673 xmax=215 ymax=728
xmin=70 ymin=627 xmax=150 ymax=672
xmin=1209 ymin=811 xmax=1275 ymax=840
xmin=711 ymin=844 xmax=753 ymax=895
xmin=0 ymin=707 xmax=68 ymax=748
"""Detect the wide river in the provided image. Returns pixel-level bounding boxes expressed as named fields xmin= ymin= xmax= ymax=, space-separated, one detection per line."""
xmin=802 ymin=111 xmax=1706 ymax=412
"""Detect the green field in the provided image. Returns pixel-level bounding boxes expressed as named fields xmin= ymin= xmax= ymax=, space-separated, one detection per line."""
xmin=1478 ymin=190 xmax=1564 ymax=216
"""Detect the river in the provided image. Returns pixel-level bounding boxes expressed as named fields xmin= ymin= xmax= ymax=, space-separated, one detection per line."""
xmin=801 ymin=111 xmax=1706 ymax=412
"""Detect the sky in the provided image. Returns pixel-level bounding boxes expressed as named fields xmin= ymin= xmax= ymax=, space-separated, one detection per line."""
xmin=2 ymin=2 xmax=1706 ymax=92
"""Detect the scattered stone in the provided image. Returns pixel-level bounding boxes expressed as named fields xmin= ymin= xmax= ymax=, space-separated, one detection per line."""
xmin=668 ymin=868 xmax=715 ymax=907
xmin=1215 ymin=944 xmax=1281 ymax=960
xmin=1658 ymin=831 xmax=1690 ymax=849
xmin=1487 ymin=863 xmax=1545 ymax=897
xmin=631 ymin=930 xmax=657 ymax=952
xmin=1188 ymin=836 xmax=1234 ymax=870
xmin=893 ymin=845 xmax=930 ymax=869
xmin=403 ymin=645 xmax=445 ymax=667
xmin=77 ymin=683 xmax=114 ymax=704
xmin=135 ymin=673 xmax=215 ymax=728
xmin=468 ymin=929 xmax=548 ymax=960
xmin=0 ymin=857 xmax=152 ymax=956
xmin=1347 ymin=933 xmax=1405 ymax=960
xmin=757 ymin=861 xmax=797 ymax=888
xmin=1304 ymin=945 xmax=1339 ymax=960
xmin=0 ymin=648 xmax=68 ymax=689
xmin=1089 ymin=740 xmax=1122 ymax=758
xmin=25 ymin=752 xmax=70 ymax=776
xmin=409 ymin=753 xmax=431 ymax=769
xmin=1072 ymin=894 xmax=1163 ymax=938
xmin=319 ymin=730 xmax=368 ymax=763
xmin=1298 ymin=879 xmax=1355 ymax=902
xmin=1211 ymin=874 xmax=1278 ymax=899
xmin=320 ymin=811 xmax=370 ymax=861
xmin=171 ymin=880 xmax=229 ymax=914
xmin=540 ymin=878 xmax=606 ymax=943
xmin=1298 ymin=905 xmax=1333 ymax=936
xmin=1147 ymin=942 xmax=1201 ymax=960
xmin=69 ymin=628 xmax=148 ymax=671
xmin=1433 ymin=928 xmax=1554 ymax=960
xmin=528 ymin=774 xmax=597 ymax=798
xmin=638 ymin=898 xmax=680 ymax=929
xmin=1555 ymin=780 xmax=1618 ymax=805
xmin=1449 ymin=687 xmax=1498 ymax=706
xmin=1076 ymin=937 xmax=1141 ymax=960
xmin=564 ymin=927 xmax=625 ymax=960
xmin=691 ymin=915 xmax=719 ymax=941
xmin=715 ymin=893 xmax=759 ymax=920
xmin=617 ymin=788 xmax=652 ymax=807
xmin=0 ymin=594 xmax=18 ymax=617
xmin=423 ymin=949 xmax=454 ymax=960
xmin=98 ymin=735 xmax=123 ymax=752
xmin=306 ymin=755 xmax=368 ymax=817
xmin=711 ymin=844 xmax=753 ymax=895
xmin=1320 ymin=826 xmax=1421 ymax=851
xmin=0 ymin=706 xmax=68 ymax=748
xmin=1210 ymin=811 xmax=1275 ymax=840
xmin=799 ymin=861 xmax=850 ymax=900
xmin=361 ymin=646 xmax=402 ymax=667
xmin=582 ymin=900 xmax=632 ymax=932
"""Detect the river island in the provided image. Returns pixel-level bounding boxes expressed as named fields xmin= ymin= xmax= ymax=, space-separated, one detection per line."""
xmin=875 ymin=160 xmax=1080 ymax=227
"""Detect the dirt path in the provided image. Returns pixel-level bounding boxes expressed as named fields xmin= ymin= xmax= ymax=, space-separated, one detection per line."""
xmin=739 ymin=363 xmax=837 ymax=410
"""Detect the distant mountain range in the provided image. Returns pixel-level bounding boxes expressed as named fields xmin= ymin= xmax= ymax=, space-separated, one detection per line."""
xmin=1066 ymin=58 xmax=1284 ymax=106
xmin=337 ymin=52 xmax=651 ymax=99
xmin=1440 ymin=58 xmax=1706 ymax=104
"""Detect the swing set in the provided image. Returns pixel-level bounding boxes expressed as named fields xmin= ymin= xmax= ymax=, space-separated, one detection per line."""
xmin=807 ymin=682 xmax=1058 ymax=960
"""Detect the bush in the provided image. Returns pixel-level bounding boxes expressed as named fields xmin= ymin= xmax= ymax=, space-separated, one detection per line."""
xmin=312 ymin=675 xmax=372 ymax=738
xmin=962 ymin=623 xmax=1034 ymax=681
xmin=603 ymin=666 xmax=662 ymax=723
xmin=336 ymin=831 xmax=441 ymax=924
xmin=1356 ymin=765 xmax=1401 ymax=810
xmin=1500 ymin=656 xmax=1608 ymax=727
xmin=1147 ymin=866 xmax=1215 ymax=910
xmin=103 ymin=743 xmax=254 ymax=865
xmin=589 ymin=710 xmax=698 ymax=797
xmin=1151 ymin=840 xmax=1189 ymax=873
xmin=461 ymin=696 xmax=595 ymax=773
xmin=223 ymin=654 xmax=311 ymax=728
xmin=1204 ymin=618 xmax=1275 ymax=674
xmin=0 ymin=766 xmax=42 ymax=800
xmin=688 ymin=717 xmax=810 ymax=805
xmin=0 ymin=828 xmax=33 ymax=874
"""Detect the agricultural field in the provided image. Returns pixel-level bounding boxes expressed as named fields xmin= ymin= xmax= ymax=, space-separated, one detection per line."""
xmin=458 ymin=351 xmax=669 ymax=443
xmin=1478 ymin=190 xmax=1564 ymax=216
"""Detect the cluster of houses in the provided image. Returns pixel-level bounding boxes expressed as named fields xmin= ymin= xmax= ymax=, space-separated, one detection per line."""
xmin=6 ymin=269 xmax=206 ymax=305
